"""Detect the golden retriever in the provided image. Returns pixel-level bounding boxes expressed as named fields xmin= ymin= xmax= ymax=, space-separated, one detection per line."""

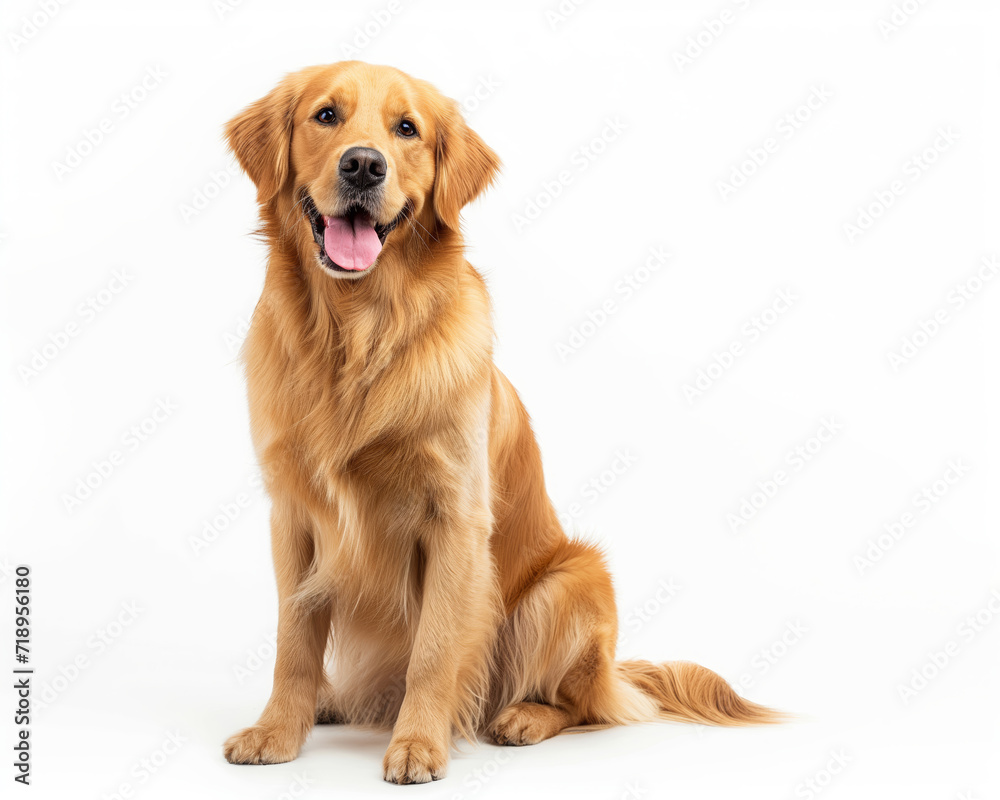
xmin=222 ymin=61 xmax=781 ymax=785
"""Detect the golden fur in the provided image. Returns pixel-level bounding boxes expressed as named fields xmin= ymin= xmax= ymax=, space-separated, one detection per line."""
xmin=222 ymin=61 xmax=782 ymax=785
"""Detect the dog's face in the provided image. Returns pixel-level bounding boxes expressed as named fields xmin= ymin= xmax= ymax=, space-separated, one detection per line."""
xmin=226 ymin=61 xmax=501 ymax=278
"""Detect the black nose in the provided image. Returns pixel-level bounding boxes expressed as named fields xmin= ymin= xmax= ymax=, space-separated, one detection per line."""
xmin=339 ymin=146 xmax=386 ymax=190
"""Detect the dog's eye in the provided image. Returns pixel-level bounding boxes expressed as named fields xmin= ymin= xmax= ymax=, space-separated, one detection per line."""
xmin=397 ymin=120 xmax=418 ymax=138
xmin=315 ymin=107 xmax=337 ymax=125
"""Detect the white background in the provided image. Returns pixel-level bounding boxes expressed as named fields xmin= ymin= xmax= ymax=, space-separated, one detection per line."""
xmin=2 ymin=1 xmax=998 ymax=798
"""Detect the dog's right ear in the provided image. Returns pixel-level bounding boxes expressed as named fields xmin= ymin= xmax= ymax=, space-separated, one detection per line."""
xmin=225 ymin=77 xmax=299 ymax=204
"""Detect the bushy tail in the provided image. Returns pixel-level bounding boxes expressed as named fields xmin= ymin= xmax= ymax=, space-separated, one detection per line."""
xmin=615 ymin=659 xmax=786 ymax=727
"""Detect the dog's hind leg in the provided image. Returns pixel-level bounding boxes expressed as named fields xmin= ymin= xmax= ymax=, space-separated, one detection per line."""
xmin=488 ymin=539 xmax=649 ymax=746
xmin=488 ymin=540 xmax=783 ymax=744
xmin=488 ymin=702 xmax=577 ymax=746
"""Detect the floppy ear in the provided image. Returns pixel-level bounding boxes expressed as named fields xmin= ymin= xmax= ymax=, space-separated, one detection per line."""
xmin=433 ymin=101 xmax=501 ymax=230
xmin=225 ymin=77 xmax=299 ymax=204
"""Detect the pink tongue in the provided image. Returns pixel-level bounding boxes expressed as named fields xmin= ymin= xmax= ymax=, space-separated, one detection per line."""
xmin=323 ymin=215 xmax=382 ymax=270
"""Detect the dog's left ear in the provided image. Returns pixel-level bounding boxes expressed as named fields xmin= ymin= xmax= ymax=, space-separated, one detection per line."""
xmin=225 ymin=76 xmax=300 ymax=204
xmin=432 ymin=101 xmax=501 ymax=230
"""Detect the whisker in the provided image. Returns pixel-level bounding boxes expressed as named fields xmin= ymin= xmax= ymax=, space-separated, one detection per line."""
xmin=405 ymin=215 xmax=432 ymax=256
xmin=407 ymin=212 xmax=438 ymax=244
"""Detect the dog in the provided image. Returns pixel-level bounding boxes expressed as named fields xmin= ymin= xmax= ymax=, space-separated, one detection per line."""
xmin=222 ymin=61 xmax=781 ymax=785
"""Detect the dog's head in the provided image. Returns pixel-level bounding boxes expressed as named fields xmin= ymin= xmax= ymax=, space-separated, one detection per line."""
xmin=225 ymin=61 xmax=500 ymax=278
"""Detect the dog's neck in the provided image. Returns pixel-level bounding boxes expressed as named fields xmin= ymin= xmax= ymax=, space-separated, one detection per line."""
xmin=259 ymin=209 xmax=479 ymax=381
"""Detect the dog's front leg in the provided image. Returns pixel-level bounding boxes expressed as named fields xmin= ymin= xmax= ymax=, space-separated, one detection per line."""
xmin=224 ymin=506 xmax=330 ymax=764
xmin=382 ymin=505 xmax=495 ymax=784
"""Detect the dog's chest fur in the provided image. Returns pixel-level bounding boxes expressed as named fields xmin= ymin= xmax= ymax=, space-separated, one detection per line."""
xmin=243 ymin=271 xmax=494 ymax=551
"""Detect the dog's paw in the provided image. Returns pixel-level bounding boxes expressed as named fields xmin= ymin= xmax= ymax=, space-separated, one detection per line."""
xmin=382 ymin=738 xmax=447 ymax=784
xmin=224 ymin=725 xmax=301 ymax=765
xmin=487 ymin=703 xmax=561 ymax=746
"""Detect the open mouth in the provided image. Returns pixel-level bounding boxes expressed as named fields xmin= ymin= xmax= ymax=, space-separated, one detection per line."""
xmin=303 ymin=194 xmax=405 ymax=274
